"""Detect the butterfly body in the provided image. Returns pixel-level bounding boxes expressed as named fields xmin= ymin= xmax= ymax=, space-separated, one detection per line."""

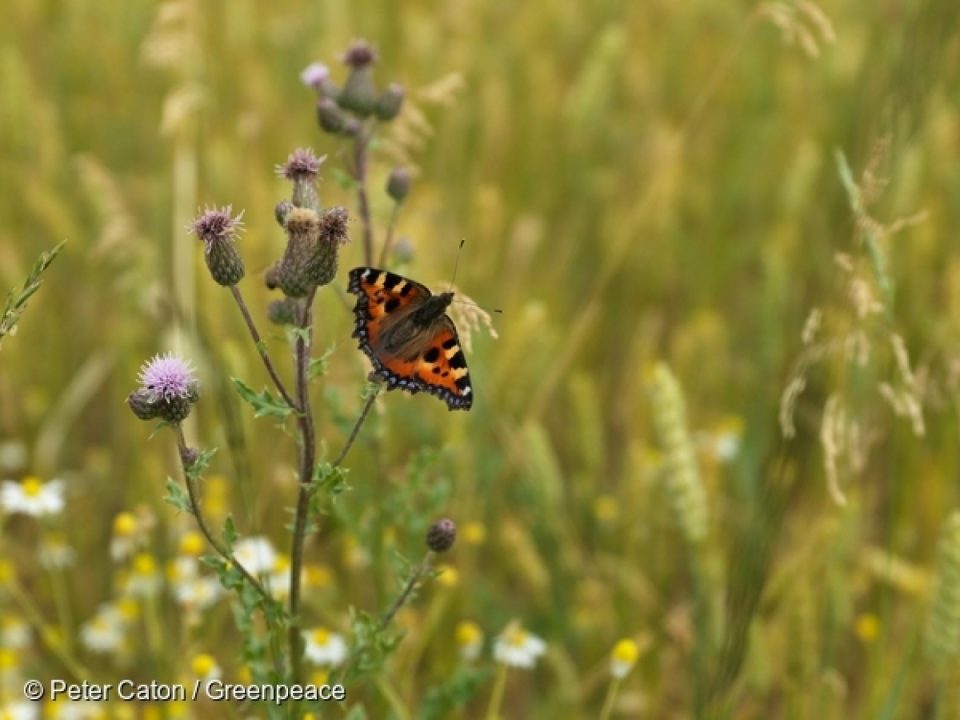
xmin=348 ymin=267 xmax=473 ymax=410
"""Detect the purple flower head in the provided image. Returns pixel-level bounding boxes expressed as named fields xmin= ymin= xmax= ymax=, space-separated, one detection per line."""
xmin=277 ymin=148 xmax=326 ymax=181
xmin=300 ymin=62 xmax=330 ymax=89
xmin=190 ymin=206 xmax=244 ymax=250
xmin=138 ymin=354 xmax=198 ymax=402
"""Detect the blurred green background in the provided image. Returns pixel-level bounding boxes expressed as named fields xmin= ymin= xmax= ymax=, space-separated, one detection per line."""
xmin=2 ymin=0 xmax=960 ymax=717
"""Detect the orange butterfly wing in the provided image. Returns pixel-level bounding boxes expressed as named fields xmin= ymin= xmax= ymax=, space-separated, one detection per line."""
xmin=348 ymin=267 xmax=473 ymax=410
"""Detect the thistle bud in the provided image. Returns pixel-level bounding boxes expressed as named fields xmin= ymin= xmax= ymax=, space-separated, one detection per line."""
xmin=392 ymin=236 xmax=415 ymax=265
xmin=318 ymin=206 xmax=350 ymax=246
xmin=300 ymin=62 xmax=339 ymax=99
xmin=375 ymin=83 xmax=405 ymax=121
xmin=267 ymin=298 xmax=299 ymax=326
xmin=275 ymin=200 xmax=294 ymax=227
xmin=386 ymin=167 xmax=412 ymax=204
xmin=277 ymin=208 xmax=321 ymax=297
xmin=127 ymin=389 xmax=159 ymax=421
xmin=426 ymin=518 xmax=457 ymax=553
xmin=264 ymin=262 xmax=281 ymax=290
xmin=278 ymin=148 xmax=324 ymax=212
xmin=191 ymin=207 xmax=245 ymax=286
xmin=305 ymin=206 xmax=350 ymax=288
xmin=316 ymin=97 xmax=348 ymax=135
xmin=180 ymin=446 xmax=200 ymax=468
xmin=338 ymin=41 xmax=378 ymax=117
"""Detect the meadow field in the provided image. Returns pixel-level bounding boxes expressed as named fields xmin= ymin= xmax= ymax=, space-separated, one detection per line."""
xmin=2 ymin=0 xmax=960 ymax=718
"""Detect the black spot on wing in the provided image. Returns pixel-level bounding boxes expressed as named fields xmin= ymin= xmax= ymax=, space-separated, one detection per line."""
xmin=423 ymin=347 xmax=440 ymax=363
xmin=448 ymin=351 xmax=467 ymax=369
xmin=385 ymin=298 xmax=400 ymax=312
xmin=441 ymin=337 xmax=458 ymax=350
xmin=382 ymin=273 xmax=403 ymax=290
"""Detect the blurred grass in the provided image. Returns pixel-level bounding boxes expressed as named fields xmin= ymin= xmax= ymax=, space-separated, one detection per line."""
xmin=2 ymin=0 xmax=960 ymax=717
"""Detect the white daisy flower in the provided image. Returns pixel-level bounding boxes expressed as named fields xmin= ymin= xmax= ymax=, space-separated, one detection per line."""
xmin=455 ymin=621 xmax=483 ymax=662
xmin=609 ymin=638 xmax=640 ymax=679
xmin=267 ymin=554 xmax=292 ymax=600
xmin=0 ymin=702 xmax=38 ymax=720
xmin=190 ymin=653 xmax=222 ymax=694
xmin=0 ymin=476 xmax=65 ymax=517
xmin=493 ymin=625 xmax=547 ymax=669
xmin=39 ymin=533 xmax=76 ymax=570
xmin=124 ymin=553 xmax=161 ymax=597
xmin=174 ymin=575 xmax=222 ymax=611
xmin=80 ymin=604 xmax=127 ymax=654
xmin=0 ymin=615 xmax=30 ymax=649
xmin=233 ymin=537 xmax=277 ymax=576
xmin=303 ymin=627 xmax=347 ymax=667
xmin=109 ymin=512 xmax=144 ymax=562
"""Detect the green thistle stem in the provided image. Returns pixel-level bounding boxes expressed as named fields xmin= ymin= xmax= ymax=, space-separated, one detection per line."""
xmin=377 ymin=202 xmax=402 ymax=267
xmin=352 ymin=126 xmax=374 ymax=265
xmin=173 ymin=426 xmax=274 ymax=604
xmin=229 ymin=285 xmax=299 ymax=412
xmin=288 ymin=289 xmax=318 ymax=686
xmin=379 ymin=551 xmax=434 ymax=632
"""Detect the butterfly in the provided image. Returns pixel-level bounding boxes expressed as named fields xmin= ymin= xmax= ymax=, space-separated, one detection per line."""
xmin=347 ymin=267 xmax=473 ymax=410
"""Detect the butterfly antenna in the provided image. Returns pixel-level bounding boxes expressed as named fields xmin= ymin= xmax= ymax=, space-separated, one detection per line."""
xmin=448 ymin=238 xmax=465 ymax=293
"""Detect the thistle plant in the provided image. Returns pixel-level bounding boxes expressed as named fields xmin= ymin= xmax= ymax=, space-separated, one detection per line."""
xmin=124 ymin=40 xmax=478 ymax=715
xmin=302 ymin=40 xmax=411 ymax=266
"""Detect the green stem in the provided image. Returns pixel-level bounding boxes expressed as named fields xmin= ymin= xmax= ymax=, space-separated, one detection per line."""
xmin=332 ymin=386 xmax=381 ymax=467
xmin=485 ymin=662 xmax=509 ymax=720
xmin=353 ymin=127 xmax=375 ymax=266
xmin=289 ymin=290 xmax=318 ymax=686
xmin=173 ymin=426 xmax=274 ymax=605
xmin=379 ymin=551 xmax=434 ymax=632
xmin=376 ymin=676 xmax=412 ymax=720
xmin=598 ymin=677 xmax=622 ymax=720
xmin=377 ymin=202 xmax=402 ymax=267
xmin=229 ymin=285 xmax=299 ymax=412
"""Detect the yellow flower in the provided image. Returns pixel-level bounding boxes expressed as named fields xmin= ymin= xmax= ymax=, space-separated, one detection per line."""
xmin=463 ymin=522 xmax=487 ymax=545
xmin=179 ymin=531 xmax=205 ymax=556
xmin=113 ymin=512 xmax=138 ymax=537
xmin=0 ymin=560 xmax=14 ymax=586
xmin=132 ymin=552 xmax=157 ymax=575
xmin=435 ymin=564 xmax=459 ymax=588
xmin=855 ymin=613 xmax=880 ymax=642
xmin=593 ymin=494 xmax=620 ymax=524
xmin=304 ymin=564 xmax=333 ymax=589
xmin=610 ymin=638 xmax=640 ymax=678
xmin=455 ymin=620 xmax=483 ymax=661
xmin=117 ymin=599 xmax=140 ymax=622
xmin=309 ymin=669 xmax=330 ymax=687
xmin=0 ymin=648 xmax=19 ymax=671
xmin=191 ymin=653 xmax=221 ymax=680
xmin=204 ymin=474 xmax=229 ymax=519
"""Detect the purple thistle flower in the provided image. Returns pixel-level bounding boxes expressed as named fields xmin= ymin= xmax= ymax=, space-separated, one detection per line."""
xmin=138 ymin=354 xmax=198 ymax=402
xmin=277 ymin=148 xmax=326 ymax=181
xmin=300 ymin=62 xmax=330 ymax=89
xmin=190 ymin=206 xmax=244 ymax=249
